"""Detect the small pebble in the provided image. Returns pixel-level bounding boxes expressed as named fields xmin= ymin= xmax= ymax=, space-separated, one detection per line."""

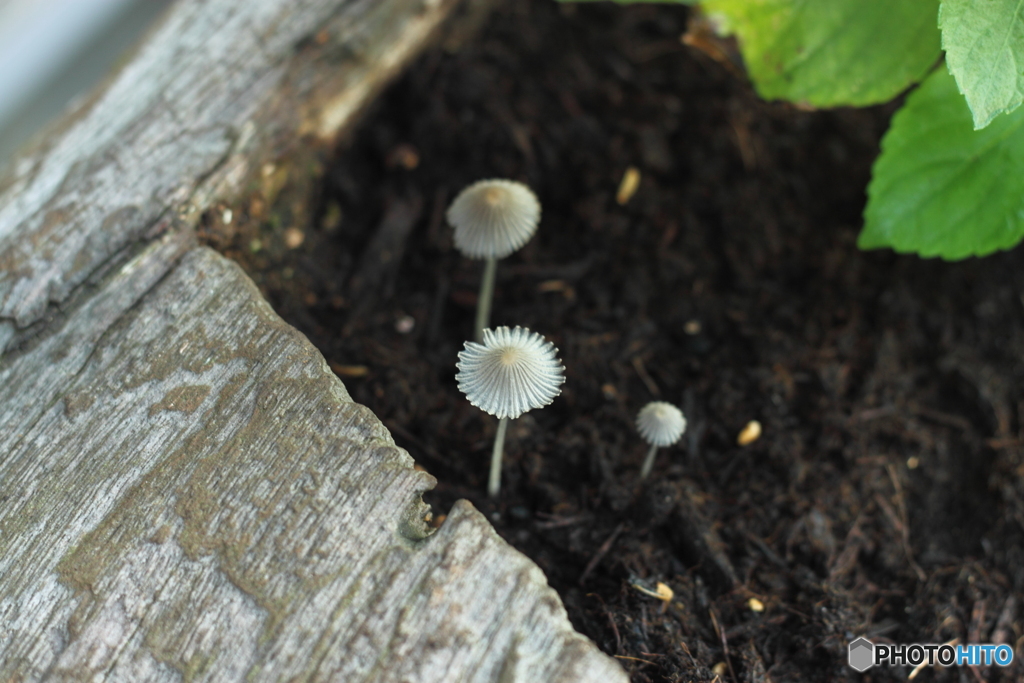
xmin=330 ymin=363 xmax=368 ymax=378
xmin=737 ymin=420 xmax=762 ymax=446
xmin=631 ymin=580 xmax=674 ymax=604
xmin=284 ymin=227 xmax=305 ymax=249
xmin=616 ymin=166 xmax=641 ymax=205
xmin=395 ymin=314 xmax=415 ymax=334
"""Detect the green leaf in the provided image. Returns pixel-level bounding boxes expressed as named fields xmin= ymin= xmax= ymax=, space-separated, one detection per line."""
xmin=939 ymin=0 xmax=1024 ymax=129
xmin=860 ymin=67 xmax=1024 ymax=259
xmin=702 ymin=0 xmax=941 ymax=107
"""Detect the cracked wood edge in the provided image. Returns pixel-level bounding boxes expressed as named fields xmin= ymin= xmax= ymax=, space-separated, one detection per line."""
xmin=0 ymin=0 xmax=460 ymax=336
xmin=0 ymin=245 xmax=628 ymax=682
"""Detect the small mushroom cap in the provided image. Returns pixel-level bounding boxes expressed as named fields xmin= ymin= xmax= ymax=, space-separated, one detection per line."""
xmin=447 ymin=179 xmax=541 ymax=259
xmin=456 ymin=326 xmax=565 ymax=420
xmin=636 ymin=401 xmax=686 ymax=447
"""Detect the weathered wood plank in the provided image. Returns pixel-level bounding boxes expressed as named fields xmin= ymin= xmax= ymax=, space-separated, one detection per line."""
xmin=1 ymin=247 xmax=626 ymax=682
xmin=0 ymin=0 xmax=460 ymax=338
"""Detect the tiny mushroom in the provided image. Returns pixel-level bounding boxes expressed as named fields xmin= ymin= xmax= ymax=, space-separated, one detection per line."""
xmin=456 ymin=325 xmax=565 ymax=497
xmin=447 ymin=179 xmax=541 ymax=341
xmin=636 ymin=400 xmax=687 ymax=479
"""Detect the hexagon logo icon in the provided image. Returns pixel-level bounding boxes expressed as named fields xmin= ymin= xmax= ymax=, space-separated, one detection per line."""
xmin=848 ymin=637 xmax=875 ymax=672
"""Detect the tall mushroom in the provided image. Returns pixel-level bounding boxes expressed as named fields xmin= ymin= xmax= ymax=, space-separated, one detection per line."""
xmin=636 ymin=401 xmax=687 ymax=479
xmin=456 ymin=326 xmax=565 ymax=497
xmin=447 ymin=179 xmax=541 ymax=342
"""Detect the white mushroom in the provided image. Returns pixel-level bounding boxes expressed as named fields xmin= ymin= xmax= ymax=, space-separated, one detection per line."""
xmin=456 ymin=326 xmax=565 ymax=497
xmin=636 ymin=401 xmax=686 ymax=479
xmin=456 ymin=326 xmax=564 ymax=419
xmin=446 ymin=179 xmax=541 ymax=341
xmin=448 ymin=179 xmax=541 ymax=260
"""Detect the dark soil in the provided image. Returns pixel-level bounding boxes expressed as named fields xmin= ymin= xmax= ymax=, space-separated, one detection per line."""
xmin=204 ymin=1 xmax=1024 ymax=680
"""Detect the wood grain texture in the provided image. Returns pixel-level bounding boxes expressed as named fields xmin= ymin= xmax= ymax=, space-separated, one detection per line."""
xmin=0 ymin=0 xmax=460 ymax=337
xmin=0 ymin=247 xmax=626 ymax=682
xmin=0 ymin=0 xmax=627 ymax=679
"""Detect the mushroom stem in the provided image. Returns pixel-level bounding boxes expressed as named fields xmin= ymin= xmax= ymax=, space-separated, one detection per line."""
xmin=475 ymin=256 xmax=497 ymax=343
xmin=639 ymin=443 xmax=659 ymax=480
xmin=488 ymin=416 xmax=509 ymax=497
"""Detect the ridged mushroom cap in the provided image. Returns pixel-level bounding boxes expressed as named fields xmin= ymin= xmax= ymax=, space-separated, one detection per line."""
xmin=456 ymin=326 xmax=565 ymax=420
xmin=447 ymin=179 xmax=541 ymax=259
xmin=636 ymin=401 xmax=687 ymax=447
